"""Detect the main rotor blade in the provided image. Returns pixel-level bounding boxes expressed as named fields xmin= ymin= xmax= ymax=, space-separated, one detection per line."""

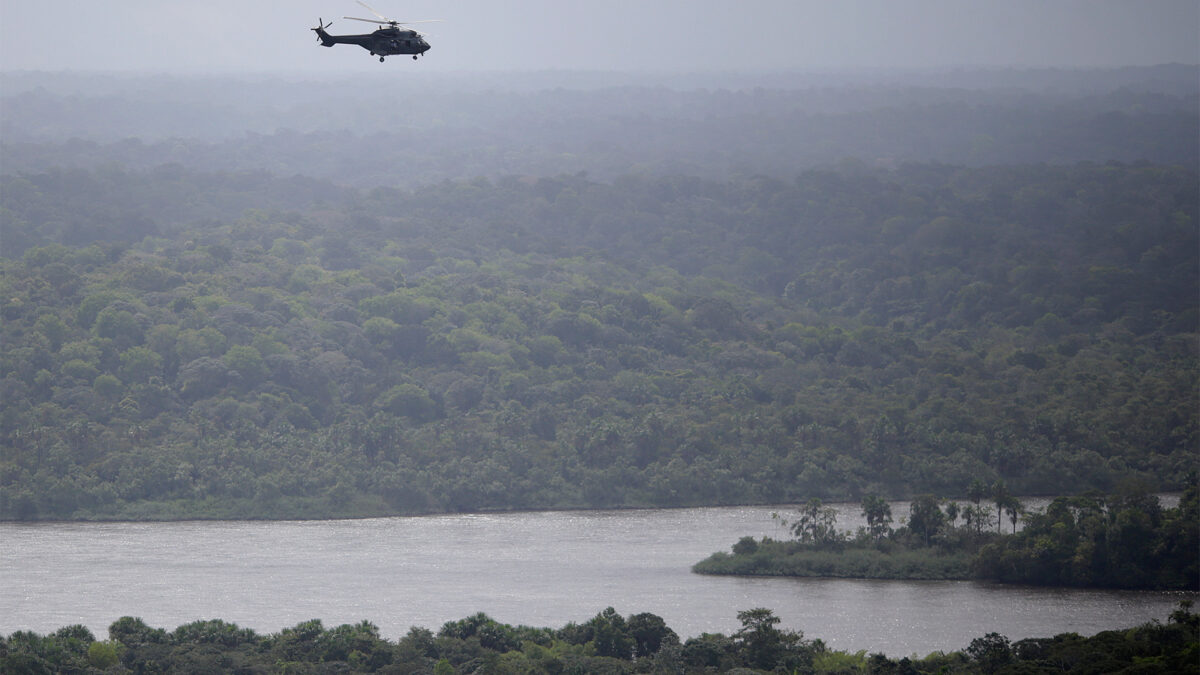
xmin=355 ymin=0 xmax=389 ymax=21
xmin=343 ymin=15 xmax=443 ymax=27
xmin=349 ymin=2 xmax=442 ymax=26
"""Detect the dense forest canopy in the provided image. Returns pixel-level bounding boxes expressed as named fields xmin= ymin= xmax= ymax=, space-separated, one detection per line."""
xmin=0 ymin=67 xmax=1196 ymax=520
xmin=1 ymin=161 xmax=1194 ymax=519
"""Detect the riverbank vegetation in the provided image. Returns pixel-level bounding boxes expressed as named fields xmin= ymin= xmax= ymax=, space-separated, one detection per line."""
xmin=695 ymin=483 xmax=1199 ymax=590
xmin=1 ymin=68 xmax=1196 ymax=521
xmin=3 ymin=603 xmax=1196 ymax=674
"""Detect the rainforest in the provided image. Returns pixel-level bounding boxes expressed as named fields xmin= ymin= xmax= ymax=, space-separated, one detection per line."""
xmin=0 ymin=68 xmax=1196 ymax=521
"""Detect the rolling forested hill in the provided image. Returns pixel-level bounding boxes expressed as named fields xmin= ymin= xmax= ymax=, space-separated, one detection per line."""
xmin=0 ymin=68 xmax=1196 ymax=519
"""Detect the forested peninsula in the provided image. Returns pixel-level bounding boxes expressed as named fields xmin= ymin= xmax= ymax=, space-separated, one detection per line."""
xmin=4 ymin=603 xmax=1198 ymax=674
xmin=0 ymin=69 xmax=1196 ymax=521
xmin=695 ymin=483 xmax=1199 ymax=590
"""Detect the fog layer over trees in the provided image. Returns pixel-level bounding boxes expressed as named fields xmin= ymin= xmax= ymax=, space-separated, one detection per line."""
xmin=3 ymin=66 xmax=1196 ymax=186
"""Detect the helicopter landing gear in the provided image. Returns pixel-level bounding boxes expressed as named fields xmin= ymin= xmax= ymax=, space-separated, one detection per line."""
xmin=380 ymin=56 xmax=385 ymax=62
xmin=412 ymin=55 xmax=418 ymax=60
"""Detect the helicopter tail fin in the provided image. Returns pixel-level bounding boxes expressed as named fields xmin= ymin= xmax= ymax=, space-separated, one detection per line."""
xmin=313 ymin=19 xmax=336 ymax=47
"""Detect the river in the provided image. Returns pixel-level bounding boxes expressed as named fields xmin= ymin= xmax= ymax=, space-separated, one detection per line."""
xmin=1 ymin=503 xmax=1190 ymax=656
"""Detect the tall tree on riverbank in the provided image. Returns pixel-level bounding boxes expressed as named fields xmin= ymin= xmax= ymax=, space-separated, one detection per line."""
xmin=967 ymin=479 xmax=988 ymax=535
xmin=908 ymin=495 xmax=946 ymax=546
xmin=991 ymin=481 xmax=1011 ymax=534
xmin=783 ymin=499 xmax=842 ymax=545
xmin=861 ymin=494 xmax=894 ymax=540
xmin=1003 ymin=497 xmax=1023 ymax=534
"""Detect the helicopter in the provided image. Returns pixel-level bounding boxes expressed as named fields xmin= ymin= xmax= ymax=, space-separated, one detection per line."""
xmin=313 ymin=1 xmax=440 ymax=62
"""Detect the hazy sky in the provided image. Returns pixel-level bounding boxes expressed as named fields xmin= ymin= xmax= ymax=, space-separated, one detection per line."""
xmin=1 ymin=0 xmax=1197 ymax=73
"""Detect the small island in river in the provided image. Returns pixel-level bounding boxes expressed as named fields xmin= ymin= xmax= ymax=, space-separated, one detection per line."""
xmin=694 ymin=481 xmax=1199 ymax=591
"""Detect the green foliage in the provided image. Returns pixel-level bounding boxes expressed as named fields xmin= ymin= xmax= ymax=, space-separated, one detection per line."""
xmin=587 ymin=607 xmax=635 ymax=659
xmin=700 ymin=485 xmax=1198 ymax=590
xmin=973 ymin=483 xmax=1199 ymax=589
xmin=966 ymin=632 xmax=1011 ymax=673
xmin=626 ymin=612 xmax=679 ymax=658
xmin=908 ymin=494 xmax=946 ymax=547
xmin=8 ymin=604 xmax=1191 ymax=674
xmin=118 ymin=346 xmax=162 ymax=384
xmin=375 ymin=383 xmax=439 ymax=423
xmin=695 ymin=539 xmax=974 ymax=581
xmin=85 ymin=639 xmax=121 ymax=668
xmin=0 ymin=161 xmax=1195 ymax=521
xmin=779 ymin=498 xmax=843 ymax=546
xmin=732 ymin=535 xmax=759 ymax=556
xmin=734 ymin=607 xmax=813 ymax=672
xmin=861 ymin=494 xmax=893 ymax=540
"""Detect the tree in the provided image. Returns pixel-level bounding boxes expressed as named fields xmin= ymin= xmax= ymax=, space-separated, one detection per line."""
xmin=733 ymin=608 xmax=810 ymax=672
xmin=967 ymin=632 xmax=1012 ymax=673
xmin=732 ymin=536 xmax=759 ymax=556
xmin=626 ymin=612 xmax=678 ymax=658
xmin=374 ymin=384 xmax=439 ymax=423
xmin=1003 ymin=496 xmax=1023 ymax=534
xmin=907 ymin=494 xmax=945 ymax=546
xmin=785 ymin=498 xmax=842 ymax=545
xmin=945 ymin=501 xmax=960 ymax=528
xmin=222 ymin=345 xmax=267 ymax=386
xmin=967 ymin=478 xmax=987 ymax=509
xmin=118 ymin=346 xmax=162 ymax=384
xmin=34 ymin=314 xmax=69 ymax=351
xmin=177 ymin=357 xmax=230 ymax=400
xmin=93 ymin=307 xmax=143 ymax=349
xmin=992 ymin=481 xmax=1011 ymax=534
xmin=586 ymin=607 xmax=634 ymax=659
xmin=92 ymin=373 xmax=123 ymax=401
xmin=861 ymin=494 xmax=893 ymax=540
xmin=87 ymin=641 xmax=122 ymax=669
xmin=108 ymin=616 xmax=167 ymax=649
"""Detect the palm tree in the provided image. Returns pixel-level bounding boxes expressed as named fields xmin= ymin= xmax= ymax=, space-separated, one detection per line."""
xmin=945 ymin=501 xmax=960 ymax=529
xmin=967 ymin=478 xmax=988 ymax=534
xmin=991 ymin=480 xmax=1010 ymax=533
xmin=860 ymin=494 xmax=893 ymax=540
xmin=1004 ymin=496 xmax=1023 ymax=533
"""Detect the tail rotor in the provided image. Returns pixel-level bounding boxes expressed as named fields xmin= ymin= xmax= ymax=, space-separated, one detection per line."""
xmin=312 ymin=18 xmax=333 ymax=42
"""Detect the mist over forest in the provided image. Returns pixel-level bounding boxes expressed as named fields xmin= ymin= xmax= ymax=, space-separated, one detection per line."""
xmin=0 ymin=66 xmax=1196 ymax=520
xmin=2 ymin=65 xmax=1196 ymax=185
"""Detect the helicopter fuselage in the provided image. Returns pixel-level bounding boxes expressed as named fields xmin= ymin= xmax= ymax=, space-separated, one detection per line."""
xmin=314 ymin=25 xmax=429 ymax=60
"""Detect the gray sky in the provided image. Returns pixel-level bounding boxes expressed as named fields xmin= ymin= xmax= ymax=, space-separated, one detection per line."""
xmin=1 ymin=0 xmax=1197 ymax=73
